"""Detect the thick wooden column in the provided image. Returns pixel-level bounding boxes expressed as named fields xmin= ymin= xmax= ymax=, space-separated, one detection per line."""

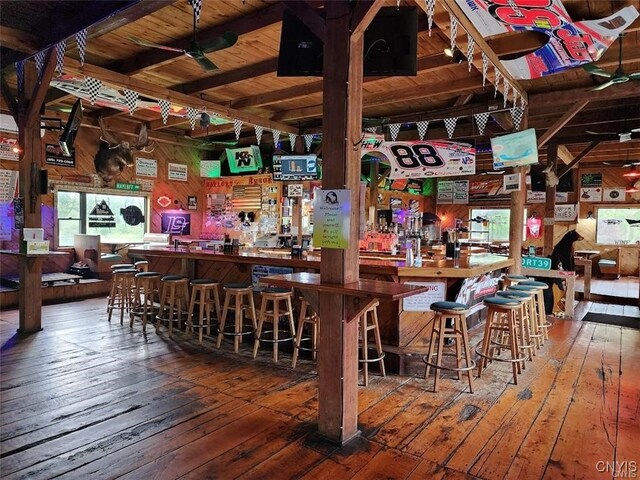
xmin=508 ymin=112 xmax=528 ymax=274
xmin=543 ymin=143 xmax=558 ymax=256
xmin=317 ymin=0 xmax=365 ymax=445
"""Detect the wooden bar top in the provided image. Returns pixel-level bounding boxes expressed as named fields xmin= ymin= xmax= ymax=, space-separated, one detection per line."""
xmin=260 ymin=272 xmax=432 ymax=300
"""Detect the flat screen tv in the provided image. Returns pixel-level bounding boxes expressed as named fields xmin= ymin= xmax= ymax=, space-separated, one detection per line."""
xmin=272 ymin=155 xmax=318 ymax=180
xmin=59 ymin=99 xmax=83 ymax=157
xmin=277 ymin=7 xmax=418 ymax=77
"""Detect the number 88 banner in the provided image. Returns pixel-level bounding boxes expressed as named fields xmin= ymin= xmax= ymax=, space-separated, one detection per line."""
xmin=362 ymin=140 xmax=475 ymax=179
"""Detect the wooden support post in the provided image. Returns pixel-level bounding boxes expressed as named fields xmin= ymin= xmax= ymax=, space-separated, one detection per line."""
xmin=369 ymin=160 xmax=379 ymax=225
xmin=543 ymin=143 xmax=558 ymax=256
xmin=508 ymin=110 xmax=528 ymax=275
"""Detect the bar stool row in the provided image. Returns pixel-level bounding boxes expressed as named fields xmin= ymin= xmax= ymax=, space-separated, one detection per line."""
xmin=423 ymin=274 xmax=552 ymax=393
xmin=107 ymin=266 xmax=385 ymax=386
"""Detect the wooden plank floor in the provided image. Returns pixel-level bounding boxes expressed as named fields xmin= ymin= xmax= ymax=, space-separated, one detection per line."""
xmin=1 ymin=298 xmax=638 ymax=479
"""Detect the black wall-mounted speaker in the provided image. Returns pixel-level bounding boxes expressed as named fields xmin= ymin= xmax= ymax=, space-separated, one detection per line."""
xmin=39 ymin=169 xmax=48 ymax=194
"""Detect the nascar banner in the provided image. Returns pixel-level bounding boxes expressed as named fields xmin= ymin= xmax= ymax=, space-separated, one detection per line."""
xmin=362 ymin=140 xmax=475 ymax=179
xmin=455 ymin=0 xmax=638 ymax=79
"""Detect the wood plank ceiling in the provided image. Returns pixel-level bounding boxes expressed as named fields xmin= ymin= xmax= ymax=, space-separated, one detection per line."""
xmin=1 ymin=0 xmax=639 ymax=171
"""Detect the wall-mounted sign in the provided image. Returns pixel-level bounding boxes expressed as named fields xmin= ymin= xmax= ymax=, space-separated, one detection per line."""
xmin=200 ymin=160 xmax=221 ymax=178
xmin=134 ymin=179 xmax=154 ymax=191
xmin=287 ymin=184 xmax=303 ymax=197
xmin=402 ymin=281 xmax=446 ymax=312
xmin=554 ymin=204 xmax=577 ymax=221
xmin=0 ymin=138 xmax=19 ymax=161
xmin=45 ymin=143 xmax=75 ymax=167
xmin=313 ymin=189 xmax=350 ymax=249
xmin=88 ymin=200 xmax=116 ymax=228
xmin=455 ymin=274 xmax=499 ymax=315
xmin=603 ymin=188 xmax=626 ymax=202
xmin=522 ymin=256 xmax=551 ymax=270
xmin=187 ymin=195 xmax=198 ymax=210
xmin=527 ymin=191 xmax=546 ymax=203
xmin=491 ymin=128 xmax=538 ymax=169
xmin=362 ymin=140 xmax=475 ymax=179
xmin=115 ymin=182 xmax=141 ymax=191
xmin=503 ymin=173 xmax=521 ymax=192
xmin=168 ymin=163 xmax=188 ymax=182
xmin=453 ymin=180 xmax=469 ymax=205
xmin=454 ymin=0 xmax=638 ymax=79
xmin=0 ymin=169 xmax=18 ymax=202
xmin=161 ymin=212 xmax=191 ymax=235
xmin=580 ymin=187 xmax=602 ymax=202
xmin=581 ymin=173 xmax=602 ymax=187
xmin=136 ymin=157 xmax=157 ymax=177
xmin=225 ymin=146 xmax=263 ymax=174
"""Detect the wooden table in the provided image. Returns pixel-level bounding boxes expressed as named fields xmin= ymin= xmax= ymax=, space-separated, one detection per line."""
xmin=574 ymin=249 xmax=600 ymax=259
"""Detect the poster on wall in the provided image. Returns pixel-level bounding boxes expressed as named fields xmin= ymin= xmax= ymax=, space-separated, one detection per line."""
xmin=0 ymin=169 xmax=18 ymax=202
xmin=454 ymin=0 xmax=638 ymax=79
xmin=88 ymin=200 xmax=116 ymax=228
xmin=200 ymin=160 xmax=221 ymax=178
xmin=402 ymin=282 xmax=446 ymax=312
xmin=527 ymin=190 xmax=546 ymax=203
xmin=362 ymin=140 xmax=475 ymax=179
xmin=503 ymin=173 xmax=521 ymax=192
xmin=455 ymin=274 xmax=500 ymax=315
xmin=437 ymin=180 xmax=453 ymax=204
xmin=312 ymin=189 xmax=350 ymax=249
xmin=45 ymin=144 xmax=75 ymax=167
xmin=136 ymin=158 xmax=157 ymax=177
xmin=187 ymin=196 xmax=198 ymax=210
xmin=168 ymin=163 xmax=188 ymax=181
xmin=161 ymin=212 xmax=191 ymax=235
xmin=469 ymin=178 xmax=506 ymax=200
xmin=225 ymin=146 xmax=263 ymax=174
xmin=580 ymin=187 xmax=602 ymax=202
xmin=554 ymin=204 xmax=577 ymax=221
xmin=453 ymin=180 xmax=469 ymax=204
xmin=603 ymin=188 xmax=626 ymax=202
xmin=555 ymin=192 xmax=568 ymax=203
xmin=0 ymin=203 xmax=11 ymax=240
xmin=0 ymin=138 xmax=19 ymax=161
xmin=596 ymin=208 xmax=640 ymax=245
xmin=491 ymin=129 xmax=538 ymax=169
xmin=581 ymin=173 xmax=602 ymax=187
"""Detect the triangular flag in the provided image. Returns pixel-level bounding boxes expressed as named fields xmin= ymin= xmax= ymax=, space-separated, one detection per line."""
xmin=272 ymin=130 xmax=281 ymax=148
xmin=481 ymin=52 xmax=489 ymax=87
xmin=511 ymin=107 xmax=525 ymax=131
xmin=123 ymin=89 xmax=139 ymax=115
xmin=466 ymin=35 xmax=475 ymax=72
xmin=494 ymin=68 xmax=502 ymax=98
xmin=474 ymin=112 xmax=490 ymax=135
xmin=512 ymin=89 xmax=519 ymax=108
xmin=365 ymin=127 xmax=378 ymax=133
xmin=416 ymin=120 xmax=429 ymax=141
xmin=449 ymin=14 xmax=458 ymax=54
xmin=186 ymin=107 xmax=198 ymax=130
xmin=426 ymin=0 xmax=435 ymax=37
xmin=158 ymin=99 xmax=171 ymax=124
xmin=303 ymin=134 xmax=313 ymax=152
xmin=444 ymin=117 xmax=458 ymax=139
xmin=233 ymin=119 xmax=243 ymax=140
xmin=389 ymin=123 xmax=401 ymax=141
xmin=503 ymin=79 xmax=510 ymax=108
xmin=34 ymin=50 xmax=47 ymax=79
xmin=190 ymin=0 xmax=202 ymax=24
xmin=15 ymin=61 xmax=24 ymax=97
xmin=85 ymin=77 xmax=103 ymax=105
xmin=288 ymin=133 xmax=297 ymax=151
xmin=55 ymin=40 xmax=66 ymax=75
xmin=254 ymin=125 xmax=264 ymax=145
xmin=76 ymin=29 xmax=88 ymax=66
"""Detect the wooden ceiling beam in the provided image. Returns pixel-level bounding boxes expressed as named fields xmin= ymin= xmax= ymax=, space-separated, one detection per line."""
xmin=531 ymin=82 xmax=640 ymax=106
xmin=0 ymin=26 xmax=39 ymax=54
xmin=178 ymin=59 xmax=279 ymax=95
xmin=283 ymin=1 xmax=326 ymax=42
xmin=558 ymin=141 xmax=600 ymax=179
xmin=537 ymin=100 xmax=589 ymax=148
xmin=557 ymin=145 xmax=574 ymax=165
xmin=148 ymin=115 xmax=190 ymax=130
xmin=62 ymin=57 xmax=298 ymax=135
xmin=350 ymin=0 xmax=385 ymax=42
xmin=25 ymin=50 xmax=57 ymax=127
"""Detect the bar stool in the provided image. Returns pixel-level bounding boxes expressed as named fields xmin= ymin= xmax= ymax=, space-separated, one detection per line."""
xmin=253 ymin=288 xmax=296 ymax=362
xmin=217 ymin=283 xmax=257 ymax=353
xmin=477 ymin=296 xmax=526 ymax=385
xmin=106 ymin=263 xmax=135 ymax=311
xmin=134 ymin=260 xmax=149 ymax=272
xmin=515 ymin=281 xmax=551 ymax=341
xmin=497 ymin=290 xmax=536 ymax=362
xmin=423 ymin=301 xmax=475 ymax=393
xmin=156 ymin=275 xmax=190 ymax=336
xmin=501 ymin=274 xmax=529 ymax=289
xmin=130 ymin=271 xmax=161 ymax=331
xmin=107 ymin=268 xmax=138 ymax=325
xmin=358 ymin=300 xmax=385 ymax=387
xmin=509 ymin=284 xmax=546 ymax=347
xmin=187 ymin=279 xmax=222 ymax=344
xmin=292 ymin=296 xmax=319 ymax=368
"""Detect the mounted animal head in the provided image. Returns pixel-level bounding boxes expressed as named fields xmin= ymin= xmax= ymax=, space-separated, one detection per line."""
xmin=94 ymin=117 xmax=154 ymax=184
xmin=542 ymin=162 xmax=560 ymax=188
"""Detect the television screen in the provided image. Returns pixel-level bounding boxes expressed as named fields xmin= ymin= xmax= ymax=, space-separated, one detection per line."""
xmin=59 ymin=99 xmax=83 ymax=157
xmin=273 ymin=155 xmax=318 ymax=180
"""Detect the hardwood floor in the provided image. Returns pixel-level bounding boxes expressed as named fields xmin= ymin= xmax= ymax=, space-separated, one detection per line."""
xmin=1 ymin=298 xmax=638 ymax=479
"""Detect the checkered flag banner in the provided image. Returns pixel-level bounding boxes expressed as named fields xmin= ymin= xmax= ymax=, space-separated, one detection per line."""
xmin=85 ymin=77 xmax=103 ymax=105
xmin=123 ymin=89 xmax=139 ymax=115
xmin=449 ymin=14 xmax=458 ymax=55
xmin=416 ymin=120 xmax=429 ymax=141
xmin=254 ymin=125 xmax=264 ymax=145
xmin=16 ymin=61 xmax=24 ymax=97
xmin=519 ymin=93 xmax=527 ymax=108
xmin=272 ymin=129 xmax=281 ymax=148
xmin=474 ymin=112 xmax=490 ymax=136
xmin=444 ymin=117 xmax=458 ymax=139
xmin=494 ymin=67 xmax=502 ymax=98
xmin=425 ymin=0 xmax=435 ymax=36
xmin=158 ymin=99 xmax=171 ymax=124
xmin=511 ymin=107 xmax=525 ymax=131
xmin=288 ymin=133 xmax=297 ymax=151
xmin=503 ymin=79 xmax=510 ymax=108
xmin=365 ymin=127 xmax=378 ymax=133
xmin=55 ymin=40 xmax=66 ymax=75
xmin=186 ymin=107 xmax=198 ymax=130
xmin=512 ymin=88 xmax=519 ymax=108
xmin=481 ymin=52 xmax=489 ymax=86
xmin=34 ymin=50 xmax=47 ymax=80
xmin=389 ymin=123 xmax=401 ymax=141
xmin=76 ymin=29 xmax=88 ymax=66
xmin=190 ymin=0 xmax=202 ymax=24
xmin=466 ymin=35 xmax=475 ymax=72
xmin=233 ymin=119 xmax=243 ymax=140
xmin=303 ymin=134 xmax=314 ymax=152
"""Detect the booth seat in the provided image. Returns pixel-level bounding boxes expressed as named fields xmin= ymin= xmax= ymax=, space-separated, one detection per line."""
xmin=597 ymin=247 xmax=621 ymax=279
xmin=73 ymin=234 xmax=124 ymax=279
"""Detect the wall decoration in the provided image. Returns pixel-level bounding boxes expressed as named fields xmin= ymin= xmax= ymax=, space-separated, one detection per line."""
xmin=168 ymin=163 xmax=188 ymax=181
xmin=362 ymin=140 xmax=475 ymax=179
xmin=88 ymin=200 xmax=116 ymax=228
xmin=436 ymin=180 xmax=453 ymax=204
xmin=581 ymin=173 xmax=602 ymax=187
xmin=0 ymin=203 xmax=12 ymax=240
xmin=526 ymin=215 xmax=542 ymax=239
xmin=0 ymin=169 xmax=18 ymax=202
xmin=13 ymin=197 xmax=24 ymax=230
xmin=120 ymin=205 xmax=145 ymax=226
xmin=503 ymin=173 xmax=521 ymax=192
xmin=225 ymin=146 xmax=263 ymax=174
xmin=527 ymin=190 xmax=546 ymax=203
xmin=313 ymin=189 xmax=350 ymax=249
xmin=402 ymin=281 xmax=446 ymax=311
xmin=555 ymin=192 xmax=568 ymax=203
xmin=580 ymin=187 xmax=602 ymax=202
xmin=0 ymin=138 xmax=19 ymax=161
xmin=187 ymin=195 xmax=198 ymax=210
xmin=603 ymin=188 xmax=626 ymax=202
xmin=491 ymin=128 xmax=538 ymax=169
xmin=136 ymin=157 xmax=157 ymax=177
xmin=45 ymin=143 xmax=75 ymax=167
xmin=554 ymin=204 xmax=577 ymax=222
xmin=454 ymin=0 xmax=638 ymax=79
xmin=200 ymin=160 xmax=221 ymax=178
xmin=453 ymin=180 xmax=469 ymax=204
xmin=469 ymin=178 xmax=506 ymax=200
xmin=161 ymin=212 xmax=191 ymax=235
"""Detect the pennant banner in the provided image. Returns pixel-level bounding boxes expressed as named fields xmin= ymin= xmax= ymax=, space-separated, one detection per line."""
xmin=494 ymin=68 xmax=502 ymax=98
xmin=466 ymin=35 xmax=475 ymax=72
xmin=85 ymin=77 xmax=103 ymax=105
xmin=389 ymin=123 xmax=401 ymax=141
xmin=123 ymin=89 xmax=139 ymax=115
xmin=416 ymin=120 xmax=429 ymax=141
xmin=444 ymin=117 xmax=458 ymax=139
xmin=365 ymin=127 xmax=378 ymax=133
xmin=288 ymin=133 xmax=297 ymax=151
xmin=76 ymin=29 xmax=88 ymax=66
xmin=503 ymin=78 xmax=511 ymax=108
xmin=158 ymin=99 xmax=171 ymax=124
xmin=426 ymin=0 xmax=435 ymax=36
xmin=474 ymin=112 xmax=490 ymax=136
xmin=233 ymin=119 xmax=243 ymax=140
xmin=34 ymin=50 xmax=47 ymax=80
xmin=481 ymin=52 xmax=489 ymax=86
xmin=272 ymin=130 xmax=281 ymax=147
xmin=303 ymin=134 xmax=314 ymax=152
xmin=254 ymin=125 xmax=264 ymax=145
xmin=186 ymin=107 xmax=198 ymax=130
xmin=450 ymin=14 xmax=458 ymax=54
xmin=511 ymin=107 xmax=525 ymax=131
xmin=16 ymin=61 xmax=24 ymax=97
xmin=56 ymin=40 xmax=66 ymax=75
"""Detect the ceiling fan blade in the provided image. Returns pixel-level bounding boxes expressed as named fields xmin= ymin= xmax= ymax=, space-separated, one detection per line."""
xmin=627 ymin=72 xmax=640 ymax=81
xmin=591 ymin=80 xmax=615 ymax=91
xmin=631 ymin=128 xmax=640 ymax=133
xmin=583 ymin=64 xmax=613 ymax=78
xmin=128 ymin=36 xmax=186 ymax=53
xmin=586 ymin=130 xmax=617 ymax=136
xmin=199 ymin=32 xmax=238 ymax=53
xmin=191 ymin=54 xmax=218 ymax=71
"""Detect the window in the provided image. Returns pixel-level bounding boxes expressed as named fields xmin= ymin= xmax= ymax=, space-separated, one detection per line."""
xmin=596 ymin=207 xmax=640 ymax=245
xmin=468 ymin=208 xmax=527 ymax=242
xmin=56 ymin=190 xmax=148 ymax=247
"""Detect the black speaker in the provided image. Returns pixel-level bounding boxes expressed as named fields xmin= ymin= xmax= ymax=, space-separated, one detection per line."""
xmin=377 ymin=209 xmax=392 ymax=225
xmin=39 ymin=169 xmax=48 ymax=194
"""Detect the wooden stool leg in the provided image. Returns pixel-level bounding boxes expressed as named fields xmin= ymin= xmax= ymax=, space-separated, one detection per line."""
xmin=360 ymin=315 xmax=369 ymax=386
xmin=187 ymin=288 xmax=197 ymax=335
xmin=217 ymin=293 xmax=231 ymax=348
xmin=434 ymin=315 xmax=446 ymax=392
xmin=478 ymin=310 xmax=494 ymax=377
xmin=453 ymin=315 xmax=462 ymax=380
xmin=460 ymin=318 xmax=474 ymax=394
xmin=272 ymin=299 xmax=280 ymax=362
xmin=204 ymin=290 xmax=212 ymax=337
xmin=292 ymin=301 xmax=307 ymax=368
xmin=371 ymin=307 xmax=385 ymax=377
xmin=253 ymin=296 xmax=268 ymax=358
xmin=213 ymin=287 xmax=222 ymax=328
xmin=311 ymin=315 xmax=318 ymax=362
xmin=509 ymin=312 xmax=519 ymax=385
xmin=234 ymin=293 xmax=242 ymax=353
xmin=198 ymin=290 xmax=206 ymax=344
xmin=156 ymin=283 xmax=166 ymax=333
xmin=424 ymin=314 xmax=440 ymax=380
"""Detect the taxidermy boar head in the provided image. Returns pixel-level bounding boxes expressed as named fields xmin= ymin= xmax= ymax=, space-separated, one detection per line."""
xmin=94 ymin=117 xmax=154 ymax=185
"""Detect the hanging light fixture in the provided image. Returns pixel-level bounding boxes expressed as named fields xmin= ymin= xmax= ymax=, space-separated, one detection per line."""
xmin=623 ymin=165 xmax=640 ymax=177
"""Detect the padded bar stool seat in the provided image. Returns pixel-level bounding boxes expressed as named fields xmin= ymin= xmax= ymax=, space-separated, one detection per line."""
xmin=130 ymin=271 xmax=161 ymax=331
xmin=253 ymin=288 xmax=296 ymax=362
xmin=217 ymin=284 xmax=257 ymax=353
xmin=187 ymin=279 xmax=222 ymax=344
xmin=156 ymin=275 xmax=189 ymax=336
xmin=134 ymin=260 xmax=149 ymax=272
xmin=423 ymin=301 xmax=475 ymax=393
xmin=502 ymin=274 xmax=529 ymax=289
xmin=292 ymin=296 xmax=319 ymax=368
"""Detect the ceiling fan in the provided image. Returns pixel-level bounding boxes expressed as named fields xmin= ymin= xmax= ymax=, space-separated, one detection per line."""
xmin=587 ymin=127 xmax=640 ymax=143
xmin=128 ymin=3 xmax=237 ymax=71
xmin=583 ymin=34 xmax=640 ymax=91
xmin=199 ymin=138 xmax=238 ymax=148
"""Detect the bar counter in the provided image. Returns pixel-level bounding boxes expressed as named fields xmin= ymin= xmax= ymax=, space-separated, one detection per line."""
xmin=128 ymin=245 xmax=513 ymax=372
